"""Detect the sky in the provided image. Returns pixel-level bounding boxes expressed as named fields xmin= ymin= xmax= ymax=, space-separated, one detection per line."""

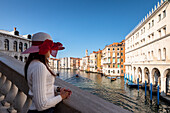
xmin=0 ymin=0 xmax=160 ymax=58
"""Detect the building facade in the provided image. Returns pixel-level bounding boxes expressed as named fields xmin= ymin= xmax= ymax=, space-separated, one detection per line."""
xmin=96 ymin=49 xmax=102 ymax=73
xmin=0 ymin=27 xmax=31 ymax=62
xmin=102 ymin=40 xmax=125 ymax=76
xmin=89 ymin=51 xmax=97 ymax=72
xmin=124 ymin=0 xmax=170 ymax=95
xmin=49 ymin=58 xmax=59 ymax=69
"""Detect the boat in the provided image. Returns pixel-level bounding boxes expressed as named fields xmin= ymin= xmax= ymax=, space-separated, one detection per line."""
xmin=127 ymin=83 xmax=143 ymax=88
xmin=75 ymin=74 xmax=79 ymax=77
xmin=107 ymin=76 xmax=112 ymax=79
xmin=117 ymin=77 xmax=120 ymax=79
xmin=111 ymin=77 xmax=117 ymax=81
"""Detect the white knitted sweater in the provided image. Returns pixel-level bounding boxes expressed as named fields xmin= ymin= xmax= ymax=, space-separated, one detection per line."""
xmin=27 ymin=60 xmax=62 ymax=111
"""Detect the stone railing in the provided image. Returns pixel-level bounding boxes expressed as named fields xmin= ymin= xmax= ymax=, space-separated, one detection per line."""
xmin=0 ymin=52 xmax=131 ymax=113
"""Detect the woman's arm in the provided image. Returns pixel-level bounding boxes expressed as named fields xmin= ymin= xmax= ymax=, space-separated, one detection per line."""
xmin=32 ymin=63 xmax=62 ymax=111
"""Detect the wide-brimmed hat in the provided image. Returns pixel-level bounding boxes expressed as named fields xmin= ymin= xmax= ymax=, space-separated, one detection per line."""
xmin=22 ymin=32 xmax=65 ymax=57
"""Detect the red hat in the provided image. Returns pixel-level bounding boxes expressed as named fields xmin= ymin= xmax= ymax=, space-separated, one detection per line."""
xmin=22 ymin=32 xmax=65 ymax=57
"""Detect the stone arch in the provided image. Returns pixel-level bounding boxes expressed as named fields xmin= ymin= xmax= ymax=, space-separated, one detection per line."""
xmin=4 ymin=39 xmax=9 ymax=50
xmin=144 ymin=67 xmax=150 ymax=84
xmin=24 ymin=43 xmax=27 ymax=51
xmin=19 ymin=42 xmax=23 ymax=52
xmin=163 ymin=69 xmax=170 ymax=95
xmin=137 ymin=67 xmax=142 ymax=83
xmin=13 ymin=41 xmax=18 ymax=52
xmin=151 ymin=68 xmax=161 ymax=86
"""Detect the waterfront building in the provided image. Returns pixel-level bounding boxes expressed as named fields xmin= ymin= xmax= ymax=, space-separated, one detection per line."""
xmin=70 ymin=57 xmax=77 ymax=70
xmin=102 ymin=40 xmax=125 ymax=76
xmin=49 ymin=58 xmax=59 ymax=69
xmin=80 ymin=56 xmax=89 ymax=71
xmin=80 ymin=49 xmax=90 ymax=71
xmin=0 ymin=27 xmax=31 ymax=62
xmin=124 ymin=0 xmax=170 ymax=95
xmin=76 ymin=58 xmax=81 ymax=69
xmin=96 ymin=49 xmax=102 ymax=73
xmin=89 ymin=51 xmax=97 ymax=72
xmin=59 ymin=57 xmax=71 ymax=69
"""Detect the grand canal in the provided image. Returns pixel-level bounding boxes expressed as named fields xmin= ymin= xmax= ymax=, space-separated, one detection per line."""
xmin=55 ymin=69 xmax=170 ymax=113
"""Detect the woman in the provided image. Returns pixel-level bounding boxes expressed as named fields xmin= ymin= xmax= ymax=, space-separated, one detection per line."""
xmin=22 ymin=32 xmax=71 ymax=113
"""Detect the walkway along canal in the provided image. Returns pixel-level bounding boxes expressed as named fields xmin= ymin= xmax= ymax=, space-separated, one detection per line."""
xmin=55 ymin=69 xmax=170 ymax=113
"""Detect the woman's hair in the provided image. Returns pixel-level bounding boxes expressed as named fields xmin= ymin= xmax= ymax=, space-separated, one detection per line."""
xmin=24 ymin=52 xmax=56 ymax=81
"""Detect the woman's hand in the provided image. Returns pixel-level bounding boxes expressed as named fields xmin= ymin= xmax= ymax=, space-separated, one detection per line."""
xmin=60 ymin=88 xmax=70 ymax=100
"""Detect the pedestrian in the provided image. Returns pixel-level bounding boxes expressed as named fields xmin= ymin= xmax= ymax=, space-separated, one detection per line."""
xmin=22 ymin=32 xmax=72 ymax=113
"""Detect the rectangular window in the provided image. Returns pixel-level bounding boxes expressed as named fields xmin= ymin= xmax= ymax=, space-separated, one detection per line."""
xmin=113 ymin=58 xmax=115 ymax=63
xmin=113 ymin=64 xmax=115 ymax=68
xmin=143 ymin=27 xmax=145 ymax=33
xmin=121 ymin=48 xmax=123 ymax=50
xmin=158 ymin=30 xmax=161 ymax=37
xmin=113 ymin=53 xmax=115 ymax=57
xmin=149 ymin=23 xmax=151 ymax=29
xmin=108 ymin=48 xmax=110 ymax=51
xmin=108 ymin=58 xmax=110 ymax=62
xmin=158 ymin=14 xmax=161 ymax=21
xmin=117 ymin=58 xmax=120 ymax=63
xmin=163 ymin=27 xmax=166 ymax=36
xmin=108 ymin=70 xmax=110 ymax=73
xmin=117 ymin=53 xmax=119 ymax=56
xmin=121 ymin=53 xmax=123 ymax=56
xmin=163 ymin=10 xmax=166 ymax=18
xmin=121 ymin=70 xmax=123 ymax=73
xmin=117 ymin=48 xmax=119 ymax=50
xmin=117 ymin=64 xmax=120 ymax=68
xmin=113 ymin=70 xmax=115 ymax=74
xmin=152 ymin=33 xmax=154 ymax=39
xmin=121 ymin=65 xmax=123 ymax=68
xmin=113 ymin=48 xmax=115 ymax=50
xmin=121 ymin=59 xmax=123 ymax=62
xmin=152 ymin=20 xmax=154 ymax=27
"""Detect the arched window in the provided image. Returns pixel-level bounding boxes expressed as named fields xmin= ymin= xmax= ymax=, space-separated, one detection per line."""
xmin=19 ymin=42 xmax=23 ymax=52
xmin=20 ymin=56 xmax=23 ymax=61
xmin=4 ymin=39 xmax=9 ymax=51
xmin=158 ymin=49 xmax=161 ymax=60
xmin=24 ymin=43 xmax=27 ymax=50
xmin=163 ymin=48 xmax=166 ymax=60
xmin=13 ymin=41 xmax=17 ymax=52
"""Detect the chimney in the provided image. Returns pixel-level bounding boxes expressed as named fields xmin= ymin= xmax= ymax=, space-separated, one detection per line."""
xmin=14 ymin=27 xmax=16 ymax=31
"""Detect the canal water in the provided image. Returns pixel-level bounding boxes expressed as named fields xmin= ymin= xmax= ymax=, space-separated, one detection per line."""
xmin=55 ymin=69 xmax=170 ymax=113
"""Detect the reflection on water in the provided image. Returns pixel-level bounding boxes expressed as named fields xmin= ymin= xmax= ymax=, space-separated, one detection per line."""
xmin=55 ymin=69 xmax=170 ymax=113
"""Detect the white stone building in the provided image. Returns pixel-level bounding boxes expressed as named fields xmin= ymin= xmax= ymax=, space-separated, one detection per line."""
xmin=49 ymin=58 xmax=59 ymax=69
xmin=89 ymin=51 xmax=97 ymax=72
xmin=124 ymin=0 xmax=170 ymax=95
xmin=80 ymin=56 xmax=89 ymax=71
xmin=0 ymin=27 xmax=31 ymax=62
xmin=59 ymin=57 xmax=71 ymax=69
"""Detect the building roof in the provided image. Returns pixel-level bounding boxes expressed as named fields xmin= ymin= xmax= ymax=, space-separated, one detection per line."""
xmin=0 ymin=28 xmax=31 ymax=41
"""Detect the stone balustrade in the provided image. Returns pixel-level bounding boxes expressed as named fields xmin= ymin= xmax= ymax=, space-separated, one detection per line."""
xmin=0 ymin=52 xmax=131 ymax=113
